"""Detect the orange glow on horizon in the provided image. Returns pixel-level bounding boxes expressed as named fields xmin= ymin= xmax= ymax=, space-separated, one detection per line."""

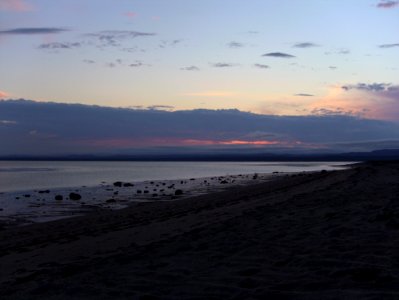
xmin=179 ymin=139 xmax=283 ymax=146
xmin=80 ymin=138 xmax=309 ymax=148
xmin=220 ymin=140 xmax=279 ymax=145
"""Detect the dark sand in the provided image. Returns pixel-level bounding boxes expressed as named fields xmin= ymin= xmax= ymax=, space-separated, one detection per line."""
xmin=1 ymin=161 xmax=399 ymax=299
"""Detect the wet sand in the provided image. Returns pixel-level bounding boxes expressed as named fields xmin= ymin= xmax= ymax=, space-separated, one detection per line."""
xmin=1 ymin=161 xmax=399 ymax=299
xmin=0 ymin=173 xmax=273 ymax=226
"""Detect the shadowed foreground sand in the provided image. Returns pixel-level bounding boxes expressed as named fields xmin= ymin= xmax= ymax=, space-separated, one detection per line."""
xmin=1 ymin=161 xmax=399 ymax=299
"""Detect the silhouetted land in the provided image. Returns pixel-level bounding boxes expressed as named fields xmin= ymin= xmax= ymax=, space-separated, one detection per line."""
xmin=1 ymin=148 xmax=399 ymax=161
xmin=1 ymin=161 xmax=399 ymax=299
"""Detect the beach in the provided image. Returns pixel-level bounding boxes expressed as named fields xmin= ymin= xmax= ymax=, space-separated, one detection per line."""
xmin=1 ymin=161 xmax=399 ymax=299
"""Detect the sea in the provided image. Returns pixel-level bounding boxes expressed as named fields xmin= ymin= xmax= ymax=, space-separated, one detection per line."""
xmin=0 ymin=161 xmax=352 ymax=193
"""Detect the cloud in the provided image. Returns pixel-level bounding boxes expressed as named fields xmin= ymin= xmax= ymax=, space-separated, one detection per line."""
xmin=342 ymin=82 xmax=392 ymax=92
xmin=310 ymin=108 xmax=354 ymax=116
xmin=376 ymin=1 xmax=398 ymax=8
xmin=253 ymin=64 xmax=269 ymax=69
xmin=0 ymin=90 xmax=9 ymax=98
xmin=309 ymin=83 xmax=399 ymax=121
xmin=1 ymin=100 xmax=398 ymax=155
xmin=0 ymin=27 xmax=68 ymax=35
xmin=325 ymin=49 xmax=350 ymax=55
xmin=329 ymin=66 xmax=337 ymax=70
xmin=341 ymin=83 xmax=399 ymax=106
xmin=379 ymin=43 xmax=399 ymax=48
xmin=262 ymin=52 xmax=295 ymax=58
xmin=121 ymin=46 xmax=146 ymax=53
xmin=293 ymin=42 xmax=319 ymax=48
xmin=180 ymin=66 xmax=200 ymax=71
xmin=338 ymin=49 xmax=350 ymax=54
xmin=0 ymin=120 xmax=17 ymax=125
xmin=106 ymin=62 xmax=116 ymax=68
xmin=83 ymin=59 xmax=95 ymax=64
xmin=0 ymin=0 xmax=32 ymax=12
xmin=129 ymin=61 xmax=147 ymax=67
xmin=295 ymin=93 xmax=314 ymax=97
xmin=38 ymin=42 xmax=81 ymax=50
xmin=124 ymin=11 xmax=137 ymax=19
xmin=183 ymin=91 xmax=235 ymax=97
xmin=86 ymin=30 xmax=155 ymax=47
xmin=147 ymin=105 xmax=174 ymax=111
xmin=211 ymin=63 xmax=236 ymax=68
xmin=227 ymin=41 xmax=244 ymax=48
xmin=159 ymin=39 xmax=183 ymax=48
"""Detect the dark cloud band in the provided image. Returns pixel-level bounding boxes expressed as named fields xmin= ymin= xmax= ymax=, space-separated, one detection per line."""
xmin=0 ymin=27 xmax=68 ymax=35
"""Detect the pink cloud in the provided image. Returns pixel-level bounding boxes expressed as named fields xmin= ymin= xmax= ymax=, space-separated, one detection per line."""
xmin=308 ymin=83 xmax=399 ymax=121
xmin=0 ymin=0 xmax=33 ymax=12
xmin=0 ymin=90 xmax=9 ymax=98
xmin=377 ymin=1 xmax=398 ymax=8
xmin=124 ymin=11 xmax=137 ymax=19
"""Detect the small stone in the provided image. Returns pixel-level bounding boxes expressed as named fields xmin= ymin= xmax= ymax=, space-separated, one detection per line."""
xmin=55 ymin=195 xmax=63 ymax=200
xmin=113 ymin=181 xmax=122 ymax=187
xmin=175 ymin=189 xmax=183 ymax=196
xmin=69 ymin=192 xmax=82 ymax=200
xmin=38 ymin=190 xmax=50 ymax=194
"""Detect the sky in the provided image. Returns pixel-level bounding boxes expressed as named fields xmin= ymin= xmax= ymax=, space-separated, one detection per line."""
xmin=0 ymin=0 xmax=398 ymax=155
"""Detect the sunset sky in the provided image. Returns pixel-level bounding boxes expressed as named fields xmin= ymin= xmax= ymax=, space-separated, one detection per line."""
xmin=1 ymin=0 xmax=398 ymax=119
xmin=0 ymin=1 xmax=399 ymax=155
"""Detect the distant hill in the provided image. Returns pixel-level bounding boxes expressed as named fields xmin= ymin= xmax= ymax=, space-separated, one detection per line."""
xmin=1 ymin=149 xmax=399 ymax=162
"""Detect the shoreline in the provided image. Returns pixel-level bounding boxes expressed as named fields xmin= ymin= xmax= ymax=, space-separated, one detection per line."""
xmin=3 ymin=161 xmax=398 ymax=298
xmin=0 ymin=172 xmax=279 ymax=227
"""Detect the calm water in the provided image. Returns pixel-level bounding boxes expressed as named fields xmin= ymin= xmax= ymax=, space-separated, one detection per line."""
xmin=0 ymin=161 xmax=352 ymax=193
